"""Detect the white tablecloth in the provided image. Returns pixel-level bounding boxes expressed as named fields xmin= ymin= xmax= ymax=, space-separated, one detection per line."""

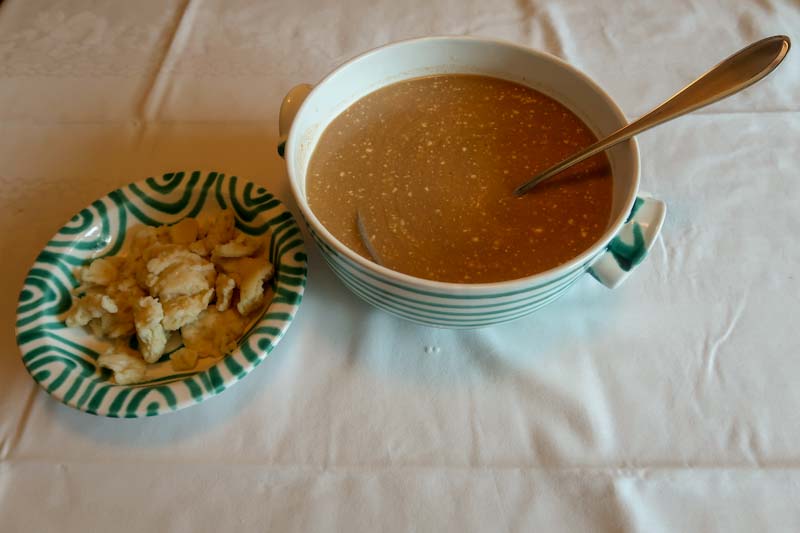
xmin=2 ymin=1 xmax=799 ymax=531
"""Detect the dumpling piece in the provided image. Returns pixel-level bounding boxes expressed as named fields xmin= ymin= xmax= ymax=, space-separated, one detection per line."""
xmin=170 ymin=347 xmax=199 ymax=371
xmin=134 ymin=296 xmax=168 ymax=363
xmin=97 ymin=347 xmax=147 ymax=385
xmin=217 ymin=257 xmax=275 ymax=316
xmin=181 ymin=308 xmax=248 ymax=359
xmin=143 ymin=244 xmax=216 ymax=330
xmin=212 ymin=233 xmax=263 ymax=260
xmin=79 ymin=257 xmax=119 ymax=286
xmin=215 ymin=273 xmax=235 ymax=312
xmin=168 ymin=218 xmax=199 ymax=244
xmin=161 ymin=289 xmax=214 ymax=331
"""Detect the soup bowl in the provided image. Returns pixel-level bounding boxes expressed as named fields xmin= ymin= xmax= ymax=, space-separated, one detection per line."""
xmin=279 ymin=36 xmax=665 ymax=328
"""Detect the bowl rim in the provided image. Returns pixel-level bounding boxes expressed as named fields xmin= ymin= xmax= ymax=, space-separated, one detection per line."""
xmin=286 ymin=35 xmax=640 ymax=293
xmin=15 ymin=170 xmax=307 ymax=417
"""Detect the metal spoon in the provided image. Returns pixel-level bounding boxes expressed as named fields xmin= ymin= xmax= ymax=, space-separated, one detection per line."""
xmin=514 ymin=35 xmax=791 ymax=196
xmin=356 ymin=209 xmax=384 ymax=265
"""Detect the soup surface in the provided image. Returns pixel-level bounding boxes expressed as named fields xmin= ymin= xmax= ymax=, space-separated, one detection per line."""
xmin=307 ymin=74 xmax=613 ymax=283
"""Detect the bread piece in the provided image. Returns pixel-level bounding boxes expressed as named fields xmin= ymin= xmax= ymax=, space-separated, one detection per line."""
xmin=134 ymin=296 xmax=167 ymax=363
xmin=97 ymin=347 xmax=147 ymax=385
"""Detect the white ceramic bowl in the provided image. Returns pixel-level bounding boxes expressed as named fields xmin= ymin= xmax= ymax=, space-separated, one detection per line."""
xmin=280 ymin=36 xmax=665 ymax=328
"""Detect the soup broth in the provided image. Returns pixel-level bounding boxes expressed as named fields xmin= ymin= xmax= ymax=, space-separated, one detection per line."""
xmin=307 ymin=74 xmax=613 ymax=283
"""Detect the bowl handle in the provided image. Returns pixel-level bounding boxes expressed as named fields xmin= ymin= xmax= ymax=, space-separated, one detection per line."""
xmin=278 ymin=84 xmax=313 ymax=158
xmin=588 ymin=193 xmax=666 ymax=289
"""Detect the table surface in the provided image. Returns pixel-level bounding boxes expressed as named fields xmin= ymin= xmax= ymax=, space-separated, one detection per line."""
xmin=2 ymin=1 xmax=799 ymax=531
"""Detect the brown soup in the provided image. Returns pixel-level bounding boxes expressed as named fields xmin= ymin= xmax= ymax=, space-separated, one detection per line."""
xmin=307 ymin=74 xmax=613 ymax=283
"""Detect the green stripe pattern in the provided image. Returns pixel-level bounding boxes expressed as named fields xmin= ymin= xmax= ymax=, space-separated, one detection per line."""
xmin=306 ymin=194 xmax=659 ymax=326
xmin=16 ymin=171 xmax=307 ymax=418
xmin=306 ymin=223 xmax=601 ymax=329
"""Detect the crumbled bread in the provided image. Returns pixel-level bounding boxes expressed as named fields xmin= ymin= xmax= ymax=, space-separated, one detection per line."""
xmin=66 ymin=209 xmax=274 ymax=383
xmin=200 ymin=210 xmax=236 ymax=250
xmin=181 ymin=308 xmax=248 ymax=359
xmin=97 ymin=347 xmax=147 ymax=385
xmin=161 ymin=289 xmax=214 ymax=331
xmin=134 ymin=297 xmax=168 ymax=363
xmin=79 ymin=257 xmax=118 ymax=286
xmin=145 ymin=244 xmax=216 ymax=299
xmin=170 ymin=347 xmax=199 ymax=371
xmin=215 ymin=273 xmax=235 ymax=312
xmin=169 ymin=218 xmax=199 ymax=244
xmin=216 ymin=256 xmax=274 ymax=315
xmin=212 ymin=233 xmax=262 ymax=260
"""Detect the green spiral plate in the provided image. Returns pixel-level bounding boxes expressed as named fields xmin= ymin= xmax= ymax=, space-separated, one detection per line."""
xmin=15 ymin=171 xmax=307 ymax=417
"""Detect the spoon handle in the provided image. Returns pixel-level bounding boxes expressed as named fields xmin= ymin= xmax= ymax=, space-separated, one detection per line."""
xmin=514 ymin=35 xmax=791 ymax=196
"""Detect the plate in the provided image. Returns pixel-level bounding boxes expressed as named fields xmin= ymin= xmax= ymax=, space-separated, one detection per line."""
xmin=15 ymin=171 xmax=307 ymax=417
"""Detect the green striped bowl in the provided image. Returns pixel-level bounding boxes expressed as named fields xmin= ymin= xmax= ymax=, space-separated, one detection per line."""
xmin=15 ymin=171 xmax=307 ymax=417
xmin=281 ymin=37 xmax=666 ymax=328
xmin=308 ymin=225 xmax=592 ymax=328
xmin=304 ymin=196 xmax=661 ymax=328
